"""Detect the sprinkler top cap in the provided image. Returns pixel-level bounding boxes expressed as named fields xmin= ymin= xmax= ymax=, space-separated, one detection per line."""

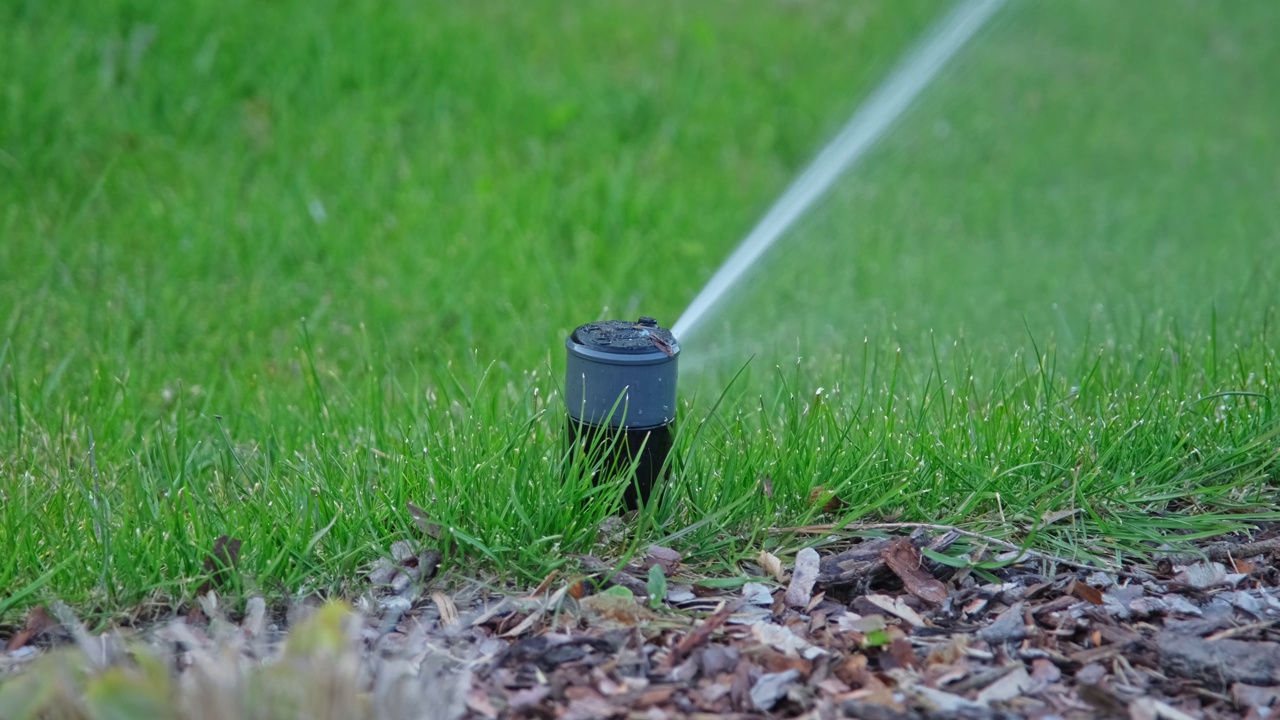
xmin=565 ymin=316 xmax=679 ymax=427
xmin=570 ymin=318 xmax=679 ymax=359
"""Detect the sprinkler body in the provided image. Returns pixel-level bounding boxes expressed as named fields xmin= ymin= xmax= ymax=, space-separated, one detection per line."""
xmin=565 ymin=317 xmax=679 ymax=510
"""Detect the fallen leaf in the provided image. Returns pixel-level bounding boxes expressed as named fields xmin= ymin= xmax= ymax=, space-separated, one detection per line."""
xmin=759 ymin=550 xmax=786 ymax=582
xmin=887 ymin=636 xmax=917 ymax=670
xmin=1175 ymin=561 xmax=1228 ymax=588
xmin=883 ymin=538 xmax=948 ymax=604
xmin=406 ymin=501 xmax=442 ymax=538
xmin=390 ymin=540 xmax=415 ymax=562
xmin=5 ymin=606 xmax=55 ymax=652
xmin=808 ymin=485 xmax=847 ymax=513
xmin=1156 ymin=593 xmax=1201 ymax=616
xmin=196 ymin=535 xmax=242 ymax=596
xmin=432 ymin=591 xmax=459 ymax=628
xmin=752 ymin=621 xmax=827 ymax=660
xmin=785 ymin=548 xmax=820 ymax=608
xmin=1069 ymin=579 xmax=1105 ymax=605
xmin=1232 ymin=558 xmax=1257 ymax=574
xmin=1040 ymin=507 xmax=1080 ymax=526
xmin=835 ymin=613 xmax=885 ymax=635
xmin=863 ymin=593 xmax=925 ymax=628
xmin=646 ymin=545 xmax=682 ymax=573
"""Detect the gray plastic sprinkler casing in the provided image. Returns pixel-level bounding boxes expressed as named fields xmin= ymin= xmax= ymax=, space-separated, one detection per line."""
xmin=565 ymin=317 xmax=679 ymax=509
xmin=565 ymin=317 xmax=679 ymax=430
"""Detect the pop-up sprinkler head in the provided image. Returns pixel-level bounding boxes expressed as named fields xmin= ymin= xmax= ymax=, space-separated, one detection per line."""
xmin=565 ymin=316 xmax=679 ymax=510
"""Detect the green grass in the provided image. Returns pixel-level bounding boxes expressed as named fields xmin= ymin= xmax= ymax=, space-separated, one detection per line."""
xmin=2 ymin=0 xmax=1279 ymax=622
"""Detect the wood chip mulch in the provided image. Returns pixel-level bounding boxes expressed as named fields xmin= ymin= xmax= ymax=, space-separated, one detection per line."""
xmin=6 ymin=526 xmax=1280 ymax=719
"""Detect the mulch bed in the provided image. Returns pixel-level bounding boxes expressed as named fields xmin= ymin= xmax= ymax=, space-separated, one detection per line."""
xmin=6 ymin=525 xmax=1280 ymax=719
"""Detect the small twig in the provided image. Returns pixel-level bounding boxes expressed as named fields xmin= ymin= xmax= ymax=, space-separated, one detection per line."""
xmin=1197 ymin=537 xmax=1280 ymax=563
xmin=778 ymin=522 xmax=1122 ymax=575
xmin=1205 ymin=620 xmax=1276 ymax=642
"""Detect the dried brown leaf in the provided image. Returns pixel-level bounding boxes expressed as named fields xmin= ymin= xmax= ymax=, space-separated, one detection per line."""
xmin=1175 ymin=560 xmax=1228 ymax=588
xmin=808 ymin=485 xmax=847 ymax=513
xmin=887 ymin=636 xmax=917 ymax=670
xmin=196 ymin=535 xmax=242 ymax=596
xmin=882 ymin=538 xmax=948 ymax=605
xmin=406 ymin=501 xmax=442 ymax=538
xmin=1069 ymin=579 xmax=1105 ymax=605
xmin=1232 ymin=557 xmax=1258 ymax=574
xmin=5 ymin=605 xmax=55 ymax=652
xmin=432 ymin=591 xmax=460 ymax=628
xmin=646 ymin=545 xmax=683 ymax=573
xmin=863 ymin=593 xmax=925 ymax=628
xmin=759 ymin=550 xmax=786 ymax=582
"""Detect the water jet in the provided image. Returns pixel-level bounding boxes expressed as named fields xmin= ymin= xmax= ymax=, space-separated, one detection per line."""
xmin=672 ymin=0 xmax=1003 ymax=343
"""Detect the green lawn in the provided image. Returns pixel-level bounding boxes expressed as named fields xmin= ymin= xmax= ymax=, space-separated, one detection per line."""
xmin=2 ymin=0 xmax=1278 ymax=621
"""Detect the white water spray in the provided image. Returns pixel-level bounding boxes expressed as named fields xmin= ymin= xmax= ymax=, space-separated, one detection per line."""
xmin=672 ymin=0 xmax=1004 ymax=340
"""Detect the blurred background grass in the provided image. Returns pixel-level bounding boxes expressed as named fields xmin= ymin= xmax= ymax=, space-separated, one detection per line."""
xmin=1 ymin=0 xmax=939 ymax=390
